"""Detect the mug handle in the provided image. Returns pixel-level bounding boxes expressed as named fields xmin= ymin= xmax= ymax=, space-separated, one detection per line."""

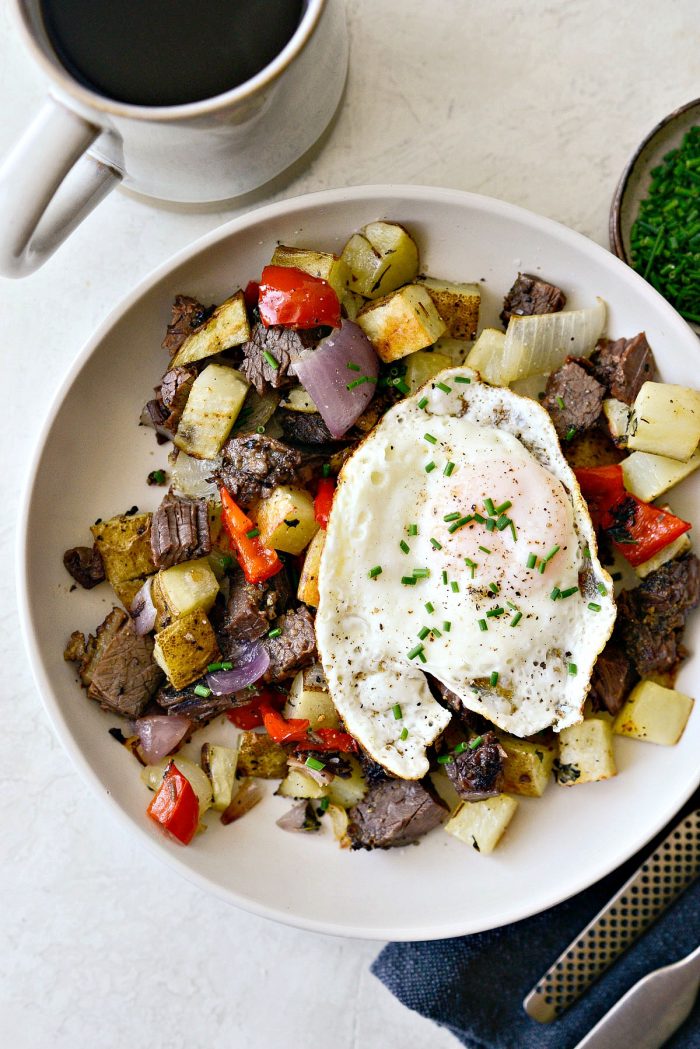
xmin=0 ymin=97 xmax=121 ymax=278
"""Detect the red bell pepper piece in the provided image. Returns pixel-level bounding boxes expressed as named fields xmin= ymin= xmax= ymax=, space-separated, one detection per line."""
xmin=244 ymin=280 xmax=260 ymax=311
xmin=260 ymin=704 xmax=310 ymax=744
xmin=220 ymin=486 xmax=282 ymax=585
xmin=573 ymin=464 xmax=626 ymax=529
xmin=294 ymin=728 xmax=358 ymax=753
xmin=314 ymin=477 xmax=336 ymax=529
xmin=225 ymin=688 xmax=285 ymax=730
xmin=257 ymin=265 xmax=341 ymax=330
xmin=147 ymin=762 xmax=199 ymax=845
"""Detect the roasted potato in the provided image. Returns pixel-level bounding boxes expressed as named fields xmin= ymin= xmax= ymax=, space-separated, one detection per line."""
xmin=152 ymin=608 xmax=220 ymax=690
xmin=356 ymin=284 xmax=446 ymax=362
xmin=444 ymin=794 xmax=519 ymax=853
xmin=341 ymin=221 xmax=419 ymax=300
xmin=499 ymin=736 xmax=556 ymax=797
xmin=403 ymin=349 xmax=453 ymax=393
xmin=613 ymin=680 xmax=694 ymax=745
xmin=237 ymin=731 xmax=289 ymax=778
xmin=621 ymin=448 xmax=700 ymax=503
xmin=602 ymin=398 xmax=631 ymax=446
xmin=325 ymin=756 xmax=367 ymax=808
xmin=174 ymin=364 xmax=250 ymax=460
xmin=201 ymin=742 xmax=240 ymax=811
xmin=91 ymin=513 xmax=155 ymax=586
xmin=557 ymin=717 xmax=616 ymax=785
xmin=415 ymin=276 xmax=480 ymax=339
xmin=626 ymin=382 xmax=700 ymax=461
xmin=275 ymin=768 xmax=328 ymax=800
xmin=154 ymin=557 xmax=220 ymax=619
xmin=297 ymin=527 xmax=326 ymax=607
xmin=270 ymin=245 xmax=349 ymax=300
xmin=171 ymin=291 xmax=250 ymax=367
xmin=284 ymin=666 xmax=340 ymax=728
xmin=257 ymin=484 xmax=318 ymax=555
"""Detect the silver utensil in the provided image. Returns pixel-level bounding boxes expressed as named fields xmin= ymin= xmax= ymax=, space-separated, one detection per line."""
xmin=573 ymin=942 xmax=700 ymax=1049
xmin=523 ymin=808 xmax=700 ymax=1022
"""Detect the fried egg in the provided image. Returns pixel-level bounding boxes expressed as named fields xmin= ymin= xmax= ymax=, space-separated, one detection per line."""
xmin=316 ymin=368 xmax=616 ymax=779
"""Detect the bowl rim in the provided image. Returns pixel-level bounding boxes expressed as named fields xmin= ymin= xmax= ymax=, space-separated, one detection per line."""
xmin=16 ymin=183 xmax=700 ymax=940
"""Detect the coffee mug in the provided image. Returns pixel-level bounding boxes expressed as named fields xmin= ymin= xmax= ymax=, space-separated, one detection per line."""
xmin=0 ymin=0 xmax=348 ymax=278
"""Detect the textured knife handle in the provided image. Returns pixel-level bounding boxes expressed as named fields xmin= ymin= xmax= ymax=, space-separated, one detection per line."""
xmin=523 ymin=809 xmax=700 ymax=1023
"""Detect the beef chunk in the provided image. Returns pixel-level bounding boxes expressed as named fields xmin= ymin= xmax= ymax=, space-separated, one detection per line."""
xmin=278 ymin=409 xmax=350 ymax=446
xmin=219 ymin=433 xmax=305 ymax=508
xmin=444 ymin=731 xmax=505 ymax=801
xmin=63 ymin=545 xmax=105 ymax=589
xmin=240 ymin=322 xmax=316 ymax=395
xmin=262 ymin=606 xmax=317 ymax=683
xmin=222 ymin=563 xmax=291 ymax=643
xmin=155 ymin=682 xmax=234 ymax=721
xmin=590 ymin=640 xmax=638 ymax=716
xmin=150 ymin=493 xmax=211 ymax=569
xmin=617 ymin=554 xmax=700 ymax=676
xmin=348 ymin=778 xmax=446 ymax=849
xmin=501 ymin=273 xmax=567 ymax=326
xmin=357 ymin=746 xmax=392 ymax=787
xmin=142 ymin=366 xmax=197 ymax=441
xmin=542 ymin=360 xmax=605 ymax=439
xmin=162 ymin=294 xmax=212 ymax=356
xmin=590 ymin=333 xmax=656 ymax=405
xmin=64 ymin=607 xmax=163 ymax=717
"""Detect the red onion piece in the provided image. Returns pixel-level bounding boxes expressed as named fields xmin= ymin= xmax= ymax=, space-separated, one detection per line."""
xmin=293 ymin=321 xmax=379 ymax=438
xmin=287 ymin=755 xmax=335 ymax=786
xmin=206 ymin=641 xmax=270 ymax=695
xmin=130 ymin=577 xmax=157 ymax=636
xmin=135 ymin=715 xmax=191 ymax=764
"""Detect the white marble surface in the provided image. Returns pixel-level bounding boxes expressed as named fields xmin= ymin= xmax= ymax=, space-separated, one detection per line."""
xmin=1 ymin=2 xmax=697 ymax=1046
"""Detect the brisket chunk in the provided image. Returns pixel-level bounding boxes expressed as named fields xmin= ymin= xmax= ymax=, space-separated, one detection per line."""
xmin=142 ymin=366 xmax=197 ymax=441
xmin=64 ymin=607 xmax=163 ymax=717
xmin=219 ymin=433 xmax=305 ymax=508
xmin=162 ymin=294 xmax=212 ymax=356
xmin=278 ymin=409 xmax=349 ymax=446
xmin=262 ymin=606 xmax=317 ymax=683
xmin=501 ymin=273 xmax=567 ymax=326
xmin=542 ymin=360 xmax=605 ymax=439
xmin=240 ymin=322 xmax=316 ymax=395
xmin=357 ymin=746 xmax=392 ymax=787
xmin=63 ymin=545 xmax=105 ymax=589
xmin=156 ymin=682 xmax=234 ymax=721
xmin=590 ymin=640 xmax=638 ymax=716
xmin=150 ymin=493 xmax=211 ymax=569
xmin=444 ymin=731 xmax=505 ymax=801
xmin=348 ymin=778 xmax=446 ymax=849
xmin=590 ymin=333 xmax=656 ymax=405
xmin=617 ymin=554 xmax=700 ymax=676
xmin=222 ymin=563 xmax=291 ymax=643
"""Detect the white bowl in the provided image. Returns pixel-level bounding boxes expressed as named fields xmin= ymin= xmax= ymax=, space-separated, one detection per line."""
xmin=18 ymin=185 xmax=700 ymax=941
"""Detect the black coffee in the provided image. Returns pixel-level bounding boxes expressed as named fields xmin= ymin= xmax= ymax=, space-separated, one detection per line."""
xmin=40 ymin=0 xmax=304 ymax=107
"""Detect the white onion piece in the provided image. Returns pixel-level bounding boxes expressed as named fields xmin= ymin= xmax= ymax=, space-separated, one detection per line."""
xmin=135 ymin=715 xmax=191 ymax=764
xmin=170 ymin=451 xmax=222 ymax=499
xmin=501 ymin=298 xmax=606 ymax=383
xmin=293 ymin=321 xmax=379 ymax=438
xmin=130 ymin=577 xmax=157 ymax=635
xmin=206 ymin=641 xmax=270 ymax=695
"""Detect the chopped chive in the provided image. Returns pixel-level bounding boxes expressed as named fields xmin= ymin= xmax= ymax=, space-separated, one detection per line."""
xmin=424 ymin=433 xmax=438 ymax=444
xmin=418 ymin=396 xmax=429 ymax=410
xmin=194 ymin=684 xmax=211 ymax=698
xmin=400 ymin=539 xmax=410 ymax=554
xmin=489 ymin=582 xmax=499 ymax=594
xmin=425 ymin=601 xmax=435 ymax=614
xmin=506 ymin=601 xmax=517 ymax=610
xmin=207 ymin=662 xmax=224 ymax=672
xmin=468 ymin=735 xmax=484 ymax=750
xmin=443 ymin=620 xmax=451 ymax=632
xmin=543 ymin=545 xmax=561 ymax=563
xmin=436 ymin=381 xmax=451 ymax=393
xmin=392 ymin=703 xmax=403 ymax=720
xmin=583 ymin=544 xmax=591 ymax=559
xmin=484 ymin=498 xmax=496 ymax=516
xmin=538 ymin=561 xmax=547 ymax=575
xmin=430 ymin=537 xmax=443 ymax=550
xmin=400 ymin=727 xmax=409 ymax=741
xmin=568 ymin=662 xmax=578 ymax=676
xmin=565 ymin=427 xmax=576 ymax=441
xmin=559 ymin=586 xmax=579 ymax=599
xmin=442 ymin=570 xmax=448 ymax=585
xmin=550 ymin=586 xmax=561 ymax=600
xmin=319 ymin=797 xmax=330 ymax=812
xmin=588 ymin=602 xmax=602 ymax=612
xmin=485 ymin=518 xmax=496 ymax=532
xmin=246 ymin=527 xmax=260 ymax=538
xmin=263 ymin=350 xmax=279 ymax=369
xmin=413 ymin=568 xmax=430 ymax=578
xmin=444 ymin=461 xmax=456 ymax=477
xmin=556 ymin=395 xmax=565 ymax=410
xmin=451 ymin=580 xmax=460 ymax=592
xmin=347 ymin=376 xmax=373 ymax=390
xmin=431 ymin=627 xmax=442 ymax=638
xmin=496 ymin=515 xmax=511 ymax=531
xmin=490 ymin=671 xmax=499 ymax=686
xmin=454 ymin=375 xmax=471 ymax=384
xmin=437 ymin=754 xmax=453 ymax=764
xmin=418 ymin=626 xmax=430 ymax=640
xmin=444 ymin=511 xmax=461 ymax=522
xmin=368 ymin=565 xmax=383 ymax=578
xmin=408 ymin=523 xmax=418 ymax=536
xmin=425 ymin=461 xmax=437 ymax=473
xmin=407 ymin=643 xmax=425 ymax=660
xmin=486 ymin=606 xmax=504 ymax=617
xmin=526 ymin=552 xmax=537 ymax=569
xmin=478 ymin=619 xmax=488 ymax=632
xmin=597 ymin=582 xmax=608 ymax=595
xmin=268 ymin=627 xmax=282 ymax=639
xmin=417 ymin=650 xmax=427 ymax=663
xmin=479 ymin=545 xmax=492 ymax=554
xmin=220 ymin=661 xmax=233 ymax=671
xmin=305 ymin=756 xmax=325 ymax=771
xmin=464 ymin=558 xmax=476 ymax=578
xmin=448 ymin=516 xmax=471 ymax=533
xmin=494 ymin=500 xmax=512 ymax=514
xmin=509 ymin=521 xmax=518 ymax=542
xmin=346 ymin=361 xmax=361 ymax=372
xmin=510 ymin=611 xmax=523 ymax=627
xmin=473 ymin=513 xmax=486 ymax=524
xmin=401 ymin=575 xmax=417 ymax=585
xmin=454 ymin=741 xmax=467 ymax=754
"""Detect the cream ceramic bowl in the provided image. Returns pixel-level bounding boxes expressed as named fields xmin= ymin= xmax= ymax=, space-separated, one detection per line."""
xmin=18 ymin=186 xmax=700 ymax=940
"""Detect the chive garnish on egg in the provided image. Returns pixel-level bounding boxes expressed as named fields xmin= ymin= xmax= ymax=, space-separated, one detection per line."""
xmin=368 ymin=565 xmax=383 ymax=578
xmin=444 ymin=461 xmax=456 ymax=477
xmin=424 ymin=433 xmax=437 ymax=445
xmin=392 ymin=703 xmax=403 ymax=719
xmin=490 ymin=671 xmax=499 ymax=686
xmin=400 ymin=727 xmax=409 ymax=741
xmin=400 ymin=539 xmax=410 ymax=554
xmin=436 ymin=382 xmax=451 ymax=393
xmin=425 ymin=461 xmax=436 ymax=473
xmin=510 ymin=611 xmax=523 ymax=627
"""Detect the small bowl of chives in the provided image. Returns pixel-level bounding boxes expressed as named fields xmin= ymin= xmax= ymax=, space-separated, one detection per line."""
xmin=609 ymin=98 xmax=700 ymax=334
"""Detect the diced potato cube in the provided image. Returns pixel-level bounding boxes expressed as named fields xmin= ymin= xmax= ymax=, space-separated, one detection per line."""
xmin=404 ymin=349 xmax=453 ymax=393
xmin=171 ymin=291 xmax=250 ymax=367
xmin=466 ymin=328 xmax=509 ymax=385
xmin=415 ymin=277 xmax=480 ymax=339
xmin=603 ymin=398 xmax=631 ymax=446
xmin=357 ymin=284 xmax=446 ymax=362
xmin=153 ymin=608 xmax=220 ymax=690
xmin=342 ymin=290 xmax=365 ymax=320
xmin=325 ymin=756 xmax=367 ymax=808
xmin=201 ymin=742 xmax=240 ymax=811
xmin=635 ymin=531 xmax=692 ymax=578
xmin=627 ymin=382 xmax=700 ymax=461
xmin=433 ymin=336 xmax=473 ymax=365
xmin=429 ymin=770 xmax=461 ymax=814
xmin=91 ymin=513 xmax=155 ymax=586
xmin=257 ymin=484 xmax=318 ymax=555
xmin=341 ymin=221 xmax=419 ymax=300
xmin=613 ymin=680 xmax=694 ymax=745
xmin=284 ymin=668 xmax=340 ymax=728
xmin=557 ymin=718 xmax=616 ymax=785
xmin=280 ymin=386 xmax=318 ymax=413
xmin=621 ymin=448 xmax=700 ymax=503
xmin=499 ymin=737 xmax=556 ymax=797
xmin=327 ymin=803 xmax=350 ymax=847
xmin=444 ymin=794 xmax=519 ymax=854
xmin=270 ymin=245 xmax=350 ymax=300
xmin=275 ymin=768 xmax=328 ymax=800
xmin=156 ymin=558 xmax=219 ymax=619
xmin=297 ymin=527 xmax=325 ymax=607
xmin=237 ymin=732 xmax=289 ymax=778
xmin=174 ymin=364 xmax=250 ymax=460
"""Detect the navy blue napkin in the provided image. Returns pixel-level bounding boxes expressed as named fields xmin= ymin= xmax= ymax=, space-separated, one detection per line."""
xmin=373 ymin=790 xmax=700 ymax=1049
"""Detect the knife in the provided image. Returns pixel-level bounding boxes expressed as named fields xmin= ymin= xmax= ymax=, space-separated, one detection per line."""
xmin=523 ymin=808 xmax=700 ymax=1023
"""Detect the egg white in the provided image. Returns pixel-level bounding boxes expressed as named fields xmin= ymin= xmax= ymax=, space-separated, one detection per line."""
xmin=316 ymin=368 xmax=616 ymax=778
